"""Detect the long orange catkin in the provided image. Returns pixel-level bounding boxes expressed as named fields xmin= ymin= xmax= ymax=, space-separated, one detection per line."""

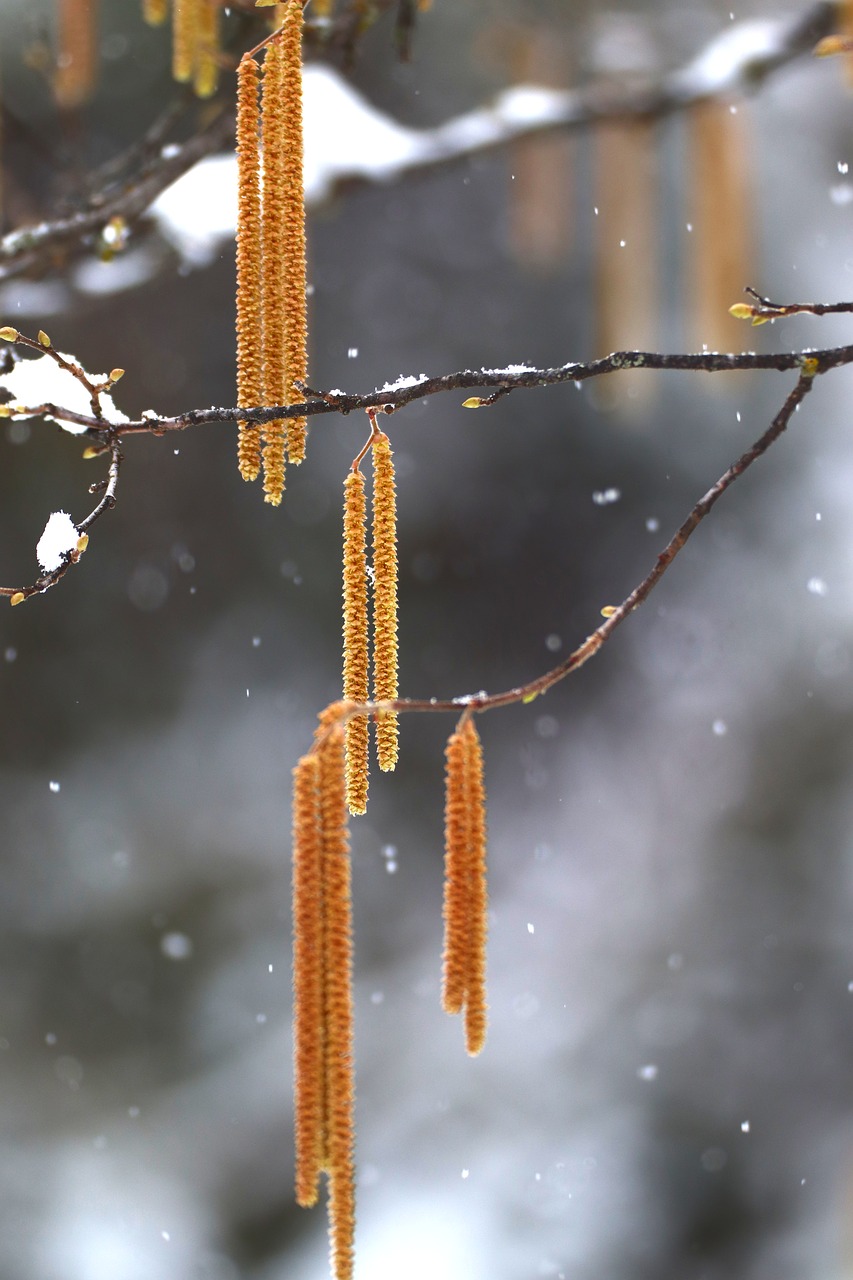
xmin=371 ymin=432 xmax=399 ymax=771
xmin=317 ymin=715 xmax=356 ymax=1280
xmin=442 ymin=720 xmax=471 ymax=1017
xmin=236 ymin=54 xmax=263 ymax=482
xmin=260 ymin=37 xmax=288 ymax=503
xmin=441 ymin=716 xmax=489 ymax=1056
xmin=462 ymin=718 xmax=488 ymax=1057
xmin=342 ymin=471 xmax=369 ymax=815
xmin=277 ymin=0 xmax=309 ymax=466
xmin=292 ymin=751 xmax=326 ymax=1207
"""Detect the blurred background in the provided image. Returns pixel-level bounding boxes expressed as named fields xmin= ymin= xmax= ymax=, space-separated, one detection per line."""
xmin=1 ymin=1 xmax=853 ymax=1277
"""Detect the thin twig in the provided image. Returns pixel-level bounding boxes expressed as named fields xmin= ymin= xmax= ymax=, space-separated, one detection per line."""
xmin=739 ymin=284 xmax=853 ymax=321
xmin=55 ymin=341 xmax=848 ymax=437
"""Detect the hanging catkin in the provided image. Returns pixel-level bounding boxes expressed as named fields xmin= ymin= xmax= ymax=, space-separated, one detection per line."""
xmin=442 ymin=720 xmax=472 ymax=1017
xmin=260 ymin=37 xmax=288 ymax=503
xmin=236 ymin=54 xmax=263 ymax=482
xmin=172 ymin=0 xmax=201 ymax=84
xmin=441 ymin=716 xmax=489 ymax=1056
xmin=292 ymin=750 xmax=326 ymax=1208
xmin=278 ymin=0 xmax=309 ymax=466
xmin=292 ymin=705 xmax=356 ymax=1280
xmin=462 ymin=718 xmax=488 ymax=1057
xmin=193 ymin=0 xmax=220 ymax=98
xmin=317 ymin=714 xmax=356 ymax=1280
xmin=342 ymin=471 xmax=369 ymax=815
xmin=371 ymin=432 xmax=399 ymax=771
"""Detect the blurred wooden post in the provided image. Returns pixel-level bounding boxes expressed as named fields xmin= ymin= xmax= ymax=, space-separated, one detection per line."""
xmin=686 ymin=98 xmax=753 ymax=357
xmin=593 ymin=117 xmax=658 ymax=412
xmin=507 ymin=25 xmax=574 ymax=272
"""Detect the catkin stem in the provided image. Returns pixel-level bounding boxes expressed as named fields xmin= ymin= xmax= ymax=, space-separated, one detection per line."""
xmin=343 ymin=471 xmax=369 ymax=814
xmin=371 ymin=432 xmax=399 ymax=771
xmin=236 ymin=55 xmax=263 ymax=482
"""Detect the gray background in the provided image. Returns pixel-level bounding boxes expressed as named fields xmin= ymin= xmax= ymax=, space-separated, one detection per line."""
xmin=0 ymin=2 xmax=852 ymax=1278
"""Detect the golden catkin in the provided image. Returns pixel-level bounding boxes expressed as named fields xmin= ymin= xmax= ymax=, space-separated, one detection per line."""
xmin=342 ymin=471 xmax=369 ymax=815
xmin=371 ymin=432 xmax=399 ymax=771
xmin=441 ymin=718 xmax=489 ymax=1055
xmin=442 ymin=722 xmax=471 ymax=1016
xmin=172 ymin=0 xmax=200 ymax=83
xmin=260 ymin=38 xmax=288 ymax=503
xmin=318 ymin=719 xmax=356 ymax=1280
xmin=292 ymin=751 xmax=326 ymax=1207
xmin=55 ymin=0 xmax=98 ymax=110
xmin=193 ymin=0 xmax=220 ymax=98
xmin=236 ymin=54 xmax=263 ymax=482
xmin=462 ymin=719 xmax=488 ymax=1057
xmin=278 ymin=0 xmax=309 ymax=465
xmin=142 ymin=0 xmax=169 ymax=25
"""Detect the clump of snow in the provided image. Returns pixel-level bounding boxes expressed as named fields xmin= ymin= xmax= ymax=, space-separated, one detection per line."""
xmin=0 ymin=353 xmax=128 ymax=432
xmin=150 ymin=152 xmax=237 ymax=267
xmin=37 ymin=511 xmax=78 ymax=572
xmin=376 ymin=374 xmax=428 ymax=393
xmin=670 ymin=21 xmax=779 ymax=96
xmin=303 ymin=65 xmax=423 ymax=202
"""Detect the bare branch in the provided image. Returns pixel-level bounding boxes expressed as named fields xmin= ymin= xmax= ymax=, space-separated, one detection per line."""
xmin=105 ymin=341 xmax=853 ymax=437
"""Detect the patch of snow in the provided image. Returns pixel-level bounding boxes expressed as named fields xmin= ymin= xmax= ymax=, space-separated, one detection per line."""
xmin=150 ymin=152 xmax=238 ymax=267
xmin=0 ymin=352 xmax=128 ymax=431
xmin=376 ymin=373 xmax=428 ymax=393
xmin=670 ymin=21 xmax=780 ymax=96
xmin=37 ymin=511 xmax=78 ymax=572
xmin=73 ymin=247 xmax=159 ymax=296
